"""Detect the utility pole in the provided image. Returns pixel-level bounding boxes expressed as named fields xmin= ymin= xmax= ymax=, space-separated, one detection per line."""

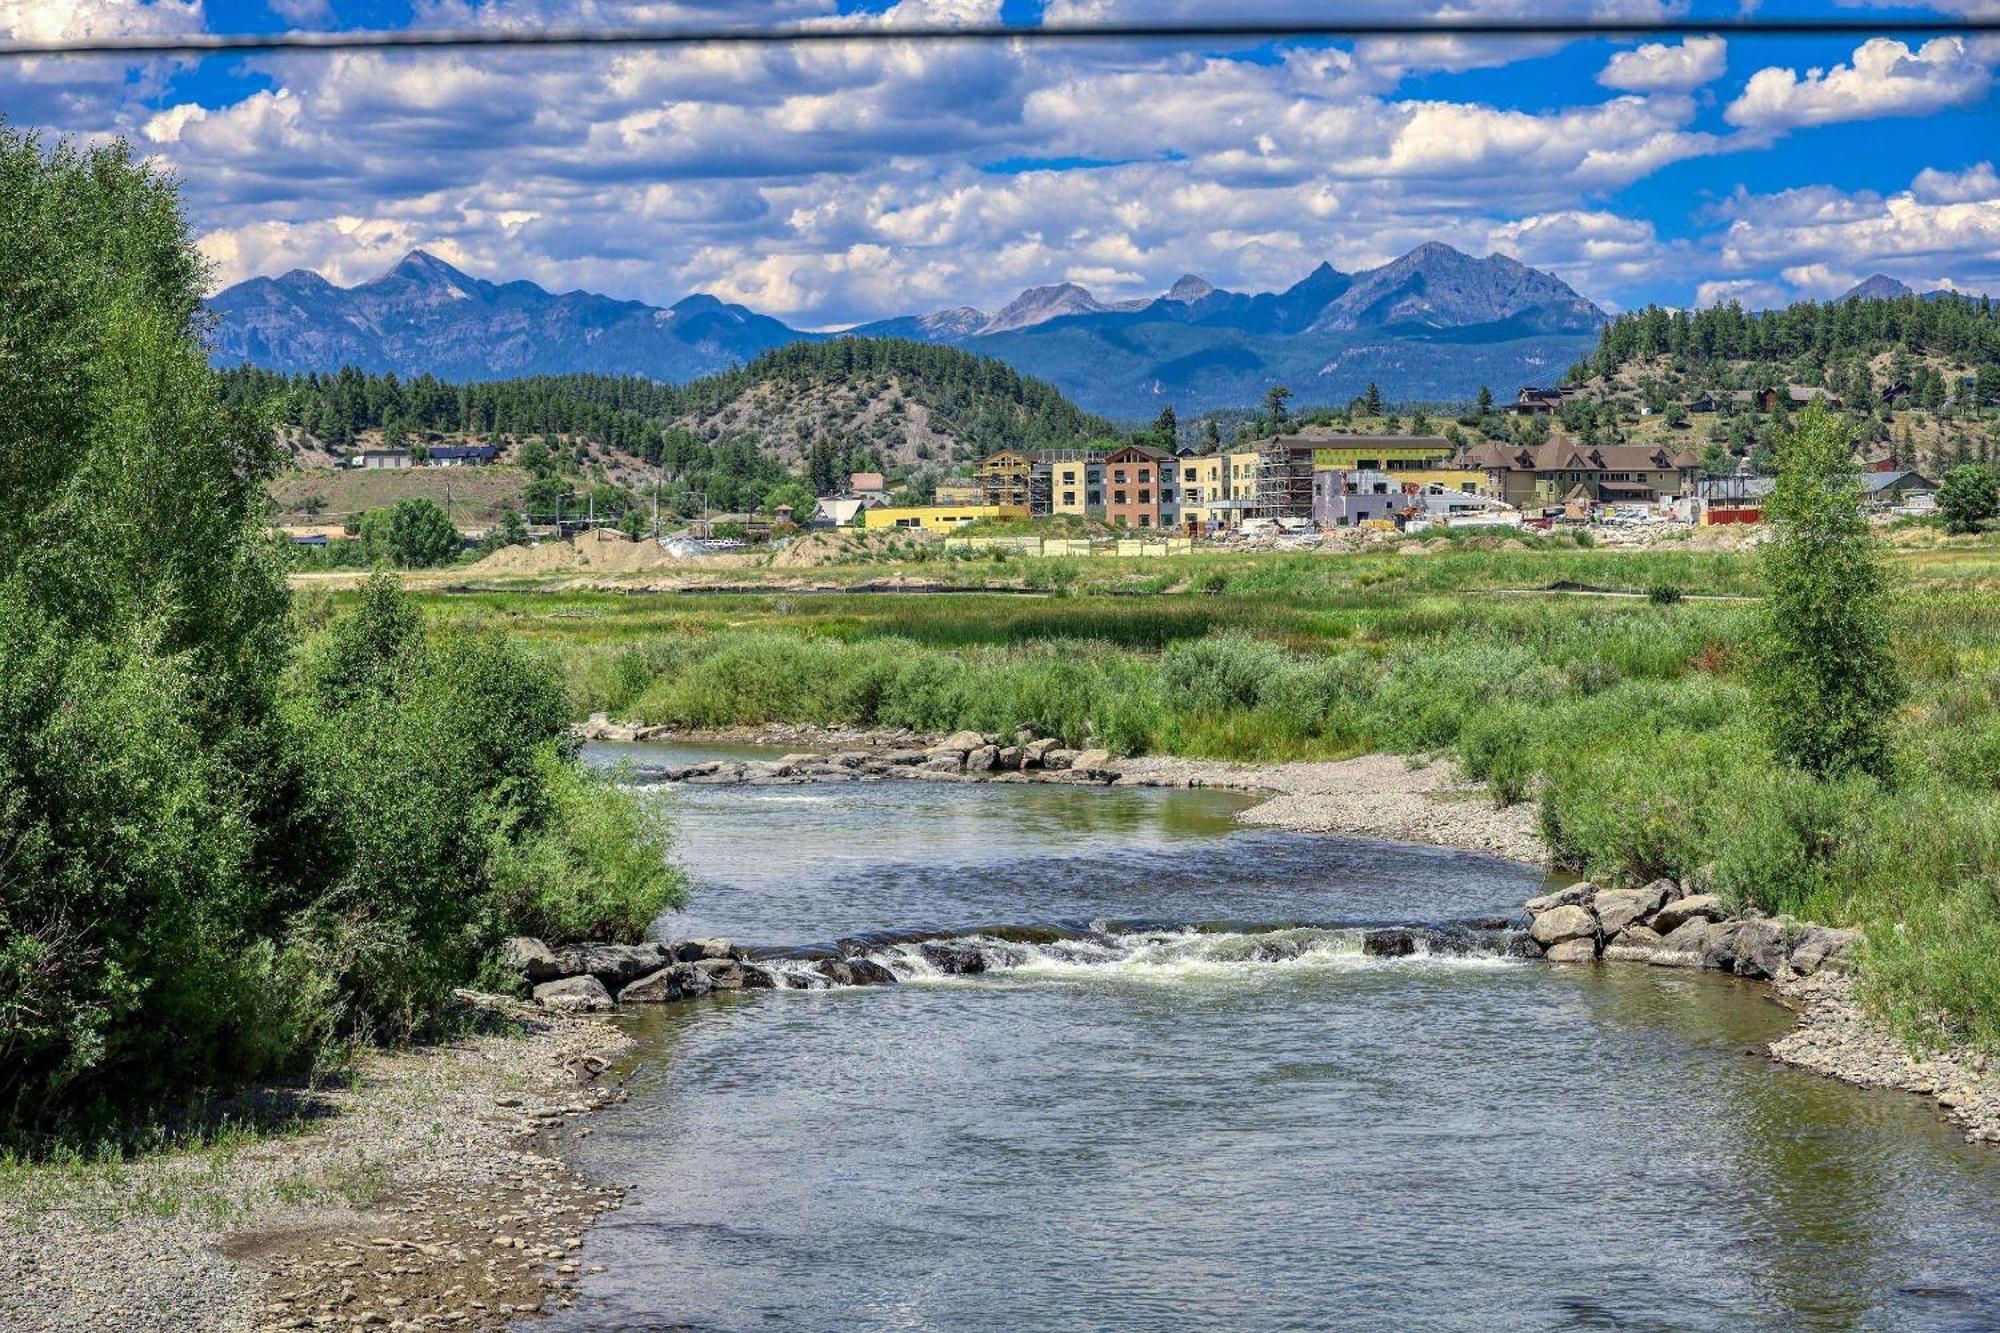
xmin=652 ymin=462 xmax=661 ymax=539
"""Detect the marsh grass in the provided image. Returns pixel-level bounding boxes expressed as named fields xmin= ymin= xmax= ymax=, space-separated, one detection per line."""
xmin=400 ymin=540 xmax=2000 ymax=1052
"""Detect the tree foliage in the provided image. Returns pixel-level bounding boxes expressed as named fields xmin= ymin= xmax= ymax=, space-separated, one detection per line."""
xmin=1937 ymin=464 xmax=1999 ymax=535
xmin=0 ymin=127 xmax=682 ymax=1138
xmin=1754 ymin=406 xmax=1904 ymax=781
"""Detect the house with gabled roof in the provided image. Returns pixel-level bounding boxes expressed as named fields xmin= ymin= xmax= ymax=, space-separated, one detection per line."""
xmin=1457 ymin=441 xmax=1702 ymax=508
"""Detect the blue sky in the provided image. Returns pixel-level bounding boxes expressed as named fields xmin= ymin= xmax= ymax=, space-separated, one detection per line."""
xmin=6 ymin=1 xmax=1997 ymax=324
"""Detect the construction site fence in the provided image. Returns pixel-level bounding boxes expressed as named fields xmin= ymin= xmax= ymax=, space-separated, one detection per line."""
xmin=942 ymin=535 xmax=1195 ymax=559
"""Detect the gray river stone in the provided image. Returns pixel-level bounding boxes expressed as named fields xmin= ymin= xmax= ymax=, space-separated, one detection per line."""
xmin=1595 ymin=883 xmax=1669 ymax=935
xmin=554 ymin=942 xmax=669 ymax=988
xmin=533 ymin=974 xmax=613 ymax=1012
xmin=1530 ymin=904 xmax=1596 ymax=946
xmin=1653 ymin=894 xmax=1725 ymax=933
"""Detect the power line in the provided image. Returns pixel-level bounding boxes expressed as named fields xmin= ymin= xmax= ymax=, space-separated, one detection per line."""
xmin=2 ymin=16 xmax=1995 ymax=61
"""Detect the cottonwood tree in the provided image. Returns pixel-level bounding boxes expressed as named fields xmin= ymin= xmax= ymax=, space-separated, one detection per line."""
xmin=1755 ymin=405 xmax=1904 ymax=780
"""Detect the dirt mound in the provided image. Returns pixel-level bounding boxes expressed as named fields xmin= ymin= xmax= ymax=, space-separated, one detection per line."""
xmin=574 ymin=528 xmax=677 ymax=573
xmin=465 ymin=540 xmax=586 ymax=575
xmin=769 ymin=526 xmax=938 ymax=569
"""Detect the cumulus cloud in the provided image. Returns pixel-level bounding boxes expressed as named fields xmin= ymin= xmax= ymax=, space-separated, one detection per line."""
xmin=1725 ymin=38 xmax=1994 ymax=132
xmin=4 ymin=0 xmax=1995 ymax=323
xmin=1714 ymin=165 xmax=2000 ymax=301
xmin=0 ymin=0 xmax=205 ymax=127
xmin=1598 ymin=36 xmax=1727 ymax=93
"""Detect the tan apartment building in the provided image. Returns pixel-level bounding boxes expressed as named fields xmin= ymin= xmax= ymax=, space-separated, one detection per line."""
xmin=1459 ymin=441 xmax=1701 ymax=508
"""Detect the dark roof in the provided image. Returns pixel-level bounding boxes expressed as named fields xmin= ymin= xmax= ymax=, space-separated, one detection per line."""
xmin=428 ymin=444 xmax=499 ymax=461
xmin=1859 ymin=470 xmax=1936 ymax=493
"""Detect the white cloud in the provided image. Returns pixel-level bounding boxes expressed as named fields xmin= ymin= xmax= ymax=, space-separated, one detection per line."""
xmin=1714 ymin=165 xmax=2000 ymax=301
xmin=1725 ymin=38 xmax=1994 ymax=132
xmin=1598 ymin=36 xmax=1727 ymax=94
xmin=4 ymin=0 xmax=1994 ymax=324
xmin=1912 ymin=161 xmax=2000 ymax=204
xmin=0 ymin=0 xmax=205 ymax=127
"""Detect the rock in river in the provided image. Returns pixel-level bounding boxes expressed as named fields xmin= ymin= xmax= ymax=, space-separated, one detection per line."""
xmin=1529 ymin=904 xmax=1596 ymax=947
xmin=534 ymin=975 xmax=614 ymax=1012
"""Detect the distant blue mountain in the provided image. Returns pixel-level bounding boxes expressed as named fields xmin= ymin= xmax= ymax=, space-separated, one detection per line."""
xmin=206 ymin=250 xmax=815 ymax=383
xmin=207 ymin=242 xmax=1611 ymax=415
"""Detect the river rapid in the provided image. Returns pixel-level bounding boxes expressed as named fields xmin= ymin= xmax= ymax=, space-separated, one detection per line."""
xmin=545 ymin=743 xmax=2000 ymax=1332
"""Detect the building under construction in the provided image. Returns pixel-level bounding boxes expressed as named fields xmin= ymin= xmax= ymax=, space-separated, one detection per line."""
xmin=1254 ymin=438 xmax=1317 ymax=519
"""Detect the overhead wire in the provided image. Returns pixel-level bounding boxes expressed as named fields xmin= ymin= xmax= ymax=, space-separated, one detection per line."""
xmin=2 ymin=15 xmax=1995 ymax=60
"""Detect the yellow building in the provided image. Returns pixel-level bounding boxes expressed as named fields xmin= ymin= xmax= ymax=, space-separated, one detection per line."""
xmin=860 ymin=503 xmax=1029 ymax=532
xmin=1044 ymin=458 xmax=1104 ymax=515
xmin=1311 ymin=438 xmax=1481 ymax=495
xmin=935 ymin=482 xmax=985 ymax=505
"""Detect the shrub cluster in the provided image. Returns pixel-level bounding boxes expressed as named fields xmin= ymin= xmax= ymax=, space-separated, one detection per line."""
xmin=0 ymin=130 xmax=680 ymax=1140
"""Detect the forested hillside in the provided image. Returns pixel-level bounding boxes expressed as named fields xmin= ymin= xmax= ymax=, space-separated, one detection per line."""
xmin=1576 ymin=293 xmax=2000 ymax=395
xmin=224 ymin=338 xmax=1113 ymax=513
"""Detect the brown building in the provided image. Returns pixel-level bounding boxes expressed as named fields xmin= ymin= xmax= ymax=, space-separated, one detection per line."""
xmin=1102 ymin=445 xmax=1168 ymax=528
xmin=1458 ymin=441 xmax=1701 ymax=508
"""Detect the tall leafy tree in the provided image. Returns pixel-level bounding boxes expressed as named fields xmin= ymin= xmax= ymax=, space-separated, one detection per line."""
xmin=1754 ymin=406 xmax=1904 ymax=780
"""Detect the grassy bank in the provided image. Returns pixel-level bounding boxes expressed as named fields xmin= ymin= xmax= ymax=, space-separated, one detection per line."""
xmin=396 ymin=540 xmax=2000 ymax=1053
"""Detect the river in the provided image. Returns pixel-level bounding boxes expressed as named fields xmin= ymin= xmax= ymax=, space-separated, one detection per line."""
xmin=547 ymin=744 xmax=2000 ymax=1332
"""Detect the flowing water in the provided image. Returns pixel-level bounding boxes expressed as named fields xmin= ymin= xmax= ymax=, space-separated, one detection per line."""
xmin=547 ymin=744 xmax=2000 ymax=1332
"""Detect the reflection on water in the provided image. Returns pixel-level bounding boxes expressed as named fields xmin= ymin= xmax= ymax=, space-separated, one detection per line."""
xmin=542 ymin=748 xmax=2000 ymax=1333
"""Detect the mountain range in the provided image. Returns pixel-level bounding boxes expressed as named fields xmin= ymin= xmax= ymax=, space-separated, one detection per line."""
xmin=206 ymin=241 xmax=1612 ymax=416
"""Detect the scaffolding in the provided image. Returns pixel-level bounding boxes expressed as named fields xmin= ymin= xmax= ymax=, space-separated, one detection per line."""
xmin=1255 ymin=441 xmax=1314 ymax=518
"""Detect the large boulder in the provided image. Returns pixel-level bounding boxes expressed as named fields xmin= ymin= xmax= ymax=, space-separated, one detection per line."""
xmin=1545 ymin=938 xmax=1598 ymax=964
xmin=666 ymin=937 xmax=735 ymax=963
xmin=1022 ymin=737 xmax=1060 ymax=766
xmin=1703 ymin=918 xmax=1791 ymax=979
xmin=692 ymin=958 xmax=747 ymax=990
xmin=1526 ymin=883 xmax=1594 ymax=914
xmin=552 ymin=942 xmax=669 ymax=989
xmin=1593 ymin=883 xmax=1670 ymax=936
xmin=1788 ymin=926 xmax=1864 ymax=976
xmin=1042 ymin=748 xmax=1077 ymax=771
xmin=996 ymin=745 xmax=1022 ymax=770
xmin=1071 ymin=748 xmax=1117 ymax=779
xmin=872 ymin=748 xmax=928 ymax=767
xmin=533 ymin=975 xmax=613 ymax=1012
xmin=966 ymin=744 xmax=1000 ymax=774
xmin=1646 ymin=918 xmax=1717 ymax=968
xmin=1651 ymin=894 xmax=1725 ymax=934
xmin=918 ymin=941 xmax=989 ymax=975
xmin=1603 ymin=924 xmax=1664 ymax=962
xmin=618 ymin=967 xmax=686 ymax=1003
xmin=502 ymin=936 xmax=561 ymax=982
xmin=937 ymin=729 xmax=986 ymax=753
xmin=1529 ymin=904 xmax=1596 ymax=947
xmin=845 ymin=956 xmax=898 ymax=985
xmin=921 ymin=753 xmax=965 ymax=773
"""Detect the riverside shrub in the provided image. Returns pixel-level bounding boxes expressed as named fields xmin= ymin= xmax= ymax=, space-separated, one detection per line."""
xmin=0 ymin=131 xmax=681 ymax=1139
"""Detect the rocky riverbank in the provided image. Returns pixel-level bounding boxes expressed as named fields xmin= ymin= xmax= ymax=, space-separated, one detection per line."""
xmin=581 ymin=719 xmax=1549 ymax=866
xmin=1522 ymin=878 xmax=2000 ymax=1148
xmin=0 ymin=997 xmax=635 ymax=1333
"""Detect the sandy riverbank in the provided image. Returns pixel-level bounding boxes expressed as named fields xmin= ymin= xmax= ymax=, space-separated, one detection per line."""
xmin=0 ymin=997 xmax=634 ymax=1333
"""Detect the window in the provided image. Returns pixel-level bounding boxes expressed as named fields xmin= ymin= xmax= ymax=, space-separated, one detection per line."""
xmin=1114 ymin=490 xmax=1127 ymax=504
xmin=1138 ymin=468 xmax=1152 ymax=482
xmin=1138 ymin=514 xmax=1151 ymax=527
xmin=1062 ymin=491 xmax=1076 ymax=505
xmin=1114 ymin=469 xmax=1128 ymax=483
xmin=1088 ymin=490 xmax=1101 ymax=505
xmin=1184 ymin=468 xmax=1196 ymax=482
xmin=1139 ymin=489 xmax=1151 ymax=503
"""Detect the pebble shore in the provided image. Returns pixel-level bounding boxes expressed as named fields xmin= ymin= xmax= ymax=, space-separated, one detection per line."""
xmin=0 ymin=996 xmax=635 ymax=1333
